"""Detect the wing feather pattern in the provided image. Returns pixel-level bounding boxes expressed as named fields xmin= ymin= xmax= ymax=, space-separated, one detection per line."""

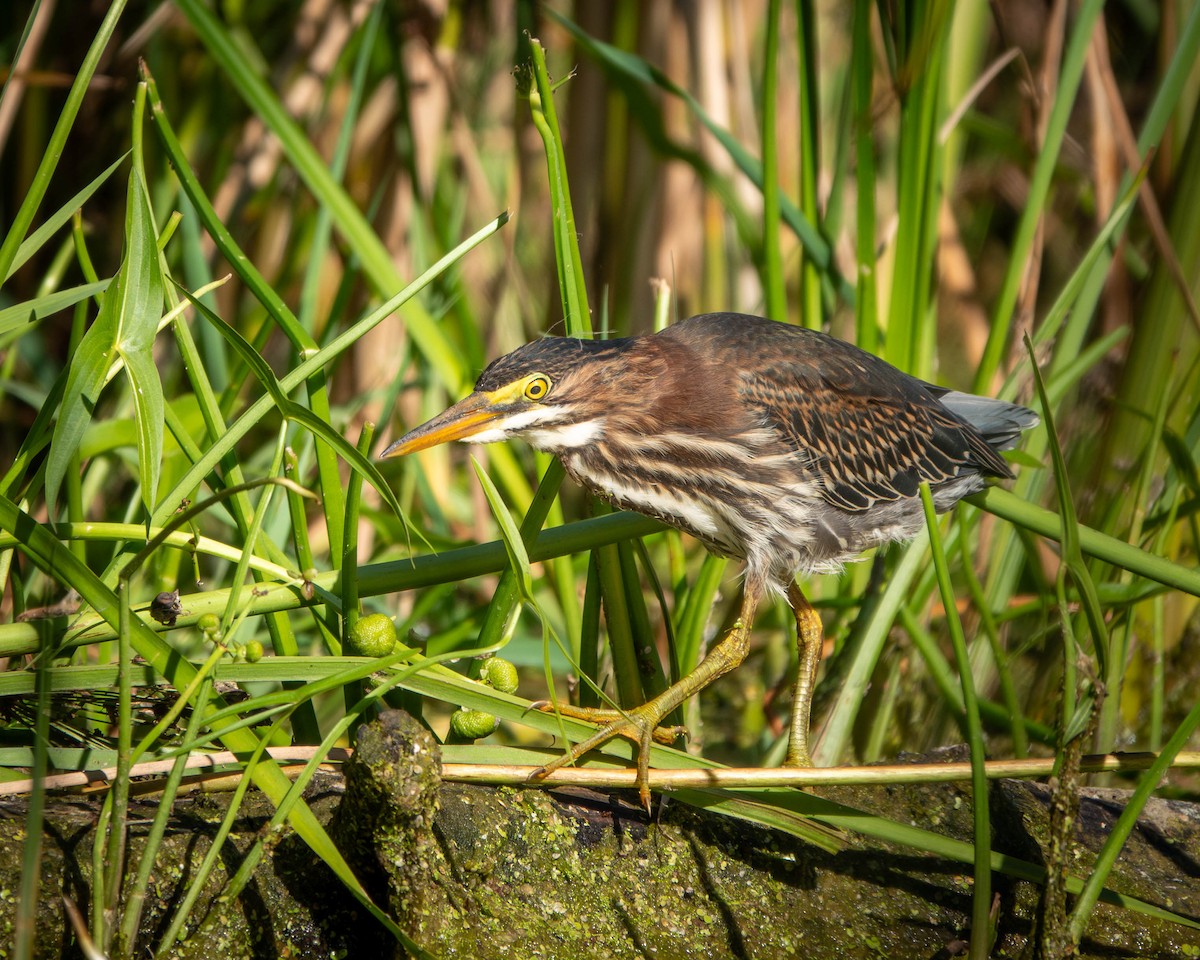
xmin=737 ymin=335 xmax=1013 ymax=513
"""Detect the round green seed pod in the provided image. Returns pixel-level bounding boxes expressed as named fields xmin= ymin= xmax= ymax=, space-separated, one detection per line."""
xmin=449 ymin=709 xmax=498 ymax=740
xmin=347 ymin=613 xmax=398 ymax=658
xmin=482 ymin=657 xmax=519 ymax=694
xmin=197 ymin=613 xmax=221 ymax=636
xmin=244 ymin=640 xmax=265 ymax=662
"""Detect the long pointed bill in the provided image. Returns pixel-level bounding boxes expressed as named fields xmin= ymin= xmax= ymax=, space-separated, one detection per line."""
xmin=380 ymin=392 xmax=501 ymax=458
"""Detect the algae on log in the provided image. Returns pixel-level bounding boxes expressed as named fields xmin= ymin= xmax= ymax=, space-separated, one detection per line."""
xmin=2 ymin=710 xmax=1199 ymax=958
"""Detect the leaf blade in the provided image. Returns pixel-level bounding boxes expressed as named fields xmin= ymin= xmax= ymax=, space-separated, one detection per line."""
xmin=45 ymin=281 xmax=119 ymax=514
xmin=115 ymin=162 xmax=165 ymax=514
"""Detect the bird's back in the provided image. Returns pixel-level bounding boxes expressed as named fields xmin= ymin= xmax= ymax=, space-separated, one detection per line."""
xmin=601 ymin=314 xmax=1038 ymax=584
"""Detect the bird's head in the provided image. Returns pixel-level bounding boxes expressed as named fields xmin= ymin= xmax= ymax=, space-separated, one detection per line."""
xmin=381 ymin=334 xmax=637 ymax=459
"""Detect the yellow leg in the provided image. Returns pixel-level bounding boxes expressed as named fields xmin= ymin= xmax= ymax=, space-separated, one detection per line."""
xmin=532 ymin=585 xmax=761 ymax=810
xmin=785 ymin=581 xmax=824 ymax=768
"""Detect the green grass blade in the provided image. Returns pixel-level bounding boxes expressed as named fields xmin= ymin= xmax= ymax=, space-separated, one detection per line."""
xmin=140 ymin=67 xmax=310 ymax=353
xmin=176 ymin=282 xmax=288 ymax=406
xmin=170 ymin=0 xmax=465 ymax=390
xmin=1024 ymin=336 xmax=1109 ymax=677
xmin=148 ymin=212 xmax=508 ymax=530
xmin=472 ymin=457 xmax=534 ymax=600
xmin=297 ymin=3 xmax=381 ymax=335
xmin=217 ymin=433 xmax=289 ymax=636
xmin=46 ymin=90 xmax=165 ymax=518
xmin=117 ymin=679 xmax=212 ymax=952
xmin=851 ymin=0 xmax=879 ymax=350
xmin=142 ymin=64 xmax=349 ymax=556
xmin=120 ymin=87 xmax=166 ymax=515
xmin=0 ymin=281 xmax=112 ymax=337
xmin=673 ymin=553 xmax=726 ymax=678
xmin=551 ymin=8 xmax=855 ymax=306
xmin=816 ymin=532 xmax=929 ymax=763
xmin=885 ymin=6 xmax=950 ymax=378
xmin=527 ymin=38 xmax=592 ymax=335
xmin=340 ymin=421 xmax=375 ymax=636
xmin=957 ymin=519 xmax=1028 ymax=756
xmin=0 ymin=0 xmax=44 ymax=118
xmin=973 ymin=487 xmax=1200 ymax=598
xmin=0 ymin=0 xmax=129 ymax=284
xmin=6 ymin=152 xmax=129 ymax=282
xmin=1030 ymin=167 xmax=1147 ymax=355
xmin=921 ymin=485 xmax=992 ymax=958
xmin=761 ymin=0 xmax=786 ymax=323
xmin=122 ymin=345 xmax=165 ymax=516
xmin=795 ymin=0 xmax=823 ymax=329
xmin=474 ymin=459 xmax=569 ymax=652
xmin=284 ymin=401 xmax=407 ymax=525
xmin=44 ymin=299 xmax=113 ymax=514
xmin=973 ymin=0 xmax=1105 ymax=391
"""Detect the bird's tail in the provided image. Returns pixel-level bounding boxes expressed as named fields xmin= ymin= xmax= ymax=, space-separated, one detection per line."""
xmin=937 ymin=391 xmax=1039 ymax=451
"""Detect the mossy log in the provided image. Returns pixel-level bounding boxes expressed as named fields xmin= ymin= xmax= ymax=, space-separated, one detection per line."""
xmin=4 ymin=710 xmax=1199 ymax=958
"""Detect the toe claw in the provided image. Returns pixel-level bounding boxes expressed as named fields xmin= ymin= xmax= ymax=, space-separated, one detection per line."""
xmin=650 ymin=724 xmax=688 ymax=746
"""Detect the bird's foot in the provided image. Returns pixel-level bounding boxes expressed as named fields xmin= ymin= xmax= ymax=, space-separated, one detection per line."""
xmin=528 ymin=586 xmax=760 ymax=811
xmin=529 ymin=701 xmax=686 ymax=811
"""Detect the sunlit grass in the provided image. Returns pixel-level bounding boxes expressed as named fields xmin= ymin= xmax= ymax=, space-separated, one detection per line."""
xmin=1 ymin=2 xmax=1199 ymax=957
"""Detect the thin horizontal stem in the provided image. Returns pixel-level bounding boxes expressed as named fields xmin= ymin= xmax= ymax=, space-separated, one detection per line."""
xmin=441 ymin=752 xmax=1200 ymax=790
xmin=7 ymin=748 xmax=1196 ymax=797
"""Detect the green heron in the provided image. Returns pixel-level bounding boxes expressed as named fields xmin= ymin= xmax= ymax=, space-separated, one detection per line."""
xmin=383 ymin=312 xmax=1037 ymax=805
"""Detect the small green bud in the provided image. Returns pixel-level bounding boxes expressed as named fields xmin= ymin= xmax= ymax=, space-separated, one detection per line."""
xmin=449 ymin=709 xmax=499 ymax=740
xmin=482 ymin=657 xmax=519 ymax=694
xmin=244 ymin=640 xmax=265 ymax=662
xmin=197 ymin=613 xmax=221 ymax=636
xmin=347 ymin=613 xmax=398 ymax=657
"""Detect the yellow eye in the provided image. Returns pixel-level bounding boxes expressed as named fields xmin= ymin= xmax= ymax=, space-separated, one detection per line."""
xmin=523 ymin=374 xmax=551 ymax=401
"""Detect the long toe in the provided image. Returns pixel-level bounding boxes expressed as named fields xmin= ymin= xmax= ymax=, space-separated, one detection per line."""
xmin=533 ymin=701 xmax=686 ymax=747
xmin=531 ymin=715 xmax=640 ymax=781
xmin=529 ymin=703 xmax=681 ymax=809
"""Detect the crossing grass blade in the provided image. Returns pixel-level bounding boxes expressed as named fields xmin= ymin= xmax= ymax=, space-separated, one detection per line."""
xmin=0 ymin=0 xmax=129 ymax=283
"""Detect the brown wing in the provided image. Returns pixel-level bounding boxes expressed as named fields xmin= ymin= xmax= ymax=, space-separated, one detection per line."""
xmin=740 ymin=340 xmax=1012 ymax=513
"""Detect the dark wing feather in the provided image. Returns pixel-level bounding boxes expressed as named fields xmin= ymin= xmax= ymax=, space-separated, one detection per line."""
xmin=739 ymin=337 xmax=1013 ymax=513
